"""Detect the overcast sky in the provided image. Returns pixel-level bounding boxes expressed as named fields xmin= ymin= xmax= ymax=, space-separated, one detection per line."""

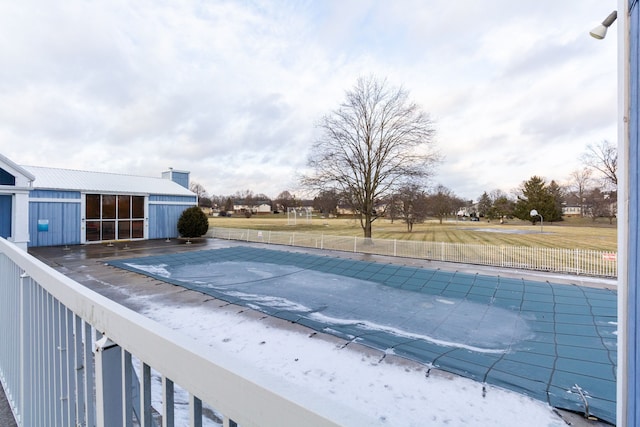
xmin=0 ymin=1 xmax=618 ymax=201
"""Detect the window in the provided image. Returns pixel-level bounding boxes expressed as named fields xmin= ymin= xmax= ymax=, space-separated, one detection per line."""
xmin=85 ymin=194 xmax=145 ymax=242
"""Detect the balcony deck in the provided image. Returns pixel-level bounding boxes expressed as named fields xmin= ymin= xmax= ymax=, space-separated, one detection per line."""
xmin=21 ymin=237 xmax=616 ymax=426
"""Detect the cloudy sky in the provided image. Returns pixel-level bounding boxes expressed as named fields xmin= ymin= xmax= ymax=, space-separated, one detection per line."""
xmin=0 ymin=1 xmax=618 ymax=201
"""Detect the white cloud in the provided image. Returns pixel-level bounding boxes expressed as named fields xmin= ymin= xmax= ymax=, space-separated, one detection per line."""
xmin=0 ymin=1 xmax=618 ymax=200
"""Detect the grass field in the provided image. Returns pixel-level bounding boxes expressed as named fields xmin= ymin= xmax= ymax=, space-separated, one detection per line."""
xmin=208 ymin=214 xmax=617 ymax=252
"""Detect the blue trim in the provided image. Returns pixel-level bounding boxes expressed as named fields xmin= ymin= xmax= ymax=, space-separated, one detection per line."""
xmin=627 ymin=1 xmax=640 ymax=425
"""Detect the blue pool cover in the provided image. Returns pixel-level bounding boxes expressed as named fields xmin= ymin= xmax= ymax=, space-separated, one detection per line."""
xmin=108 ymin=246 xmax=617 ymax=424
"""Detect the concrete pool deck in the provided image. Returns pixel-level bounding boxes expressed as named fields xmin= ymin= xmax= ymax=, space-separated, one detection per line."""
xmin=27 ymin=238 xmax=617 ymax=426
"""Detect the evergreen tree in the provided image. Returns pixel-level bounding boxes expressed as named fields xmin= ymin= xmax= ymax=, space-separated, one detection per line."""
xmin=477 ymin=192 xmax=492 ymax=218
xmin=513 ymin=176 xmax=560 ymax=224
xmin=177 ymin=206 xmax=209 ymax=238
xmin=547 ymin=180 xmax=564 ymax=222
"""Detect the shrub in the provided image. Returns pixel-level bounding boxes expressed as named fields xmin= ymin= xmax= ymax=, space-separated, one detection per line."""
xmin=177 ymin=206 xmax=209 ymax=238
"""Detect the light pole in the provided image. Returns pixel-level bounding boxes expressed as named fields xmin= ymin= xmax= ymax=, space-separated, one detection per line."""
xmin=529 ymin=209 xmax=543 ymax=233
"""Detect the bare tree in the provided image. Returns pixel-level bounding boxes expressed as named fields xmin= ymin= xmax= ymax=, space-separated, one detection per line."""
xmin=275 ymin=190 xmax=296 ymax=213
xmin=396 ymin=184 xmax=428 ymax=232
xmin=189 ymin=182 xmax=211 ymax=207
xmin=313 ymin=189 xmax=339 ymax=217
xmin=427 ymin=185 xmax=460 ymax=224
xmin=581 ymin=140 xmax=617 ymax=189
xmin=567 ymin=168 xmax=593 ymax=217
xmin=189 ymin=181 xmax=207 ymax=199
xmin=302 ymin=76 xmax=438 ymax=238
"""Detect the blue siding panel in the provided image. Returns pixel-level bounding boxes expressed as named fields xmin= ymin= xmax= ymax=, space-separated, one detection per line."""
xmin=30 ymin=190 xmax=81 ymax=199
xmin=0 ymin=195 xmax=11 ymax=239
xmin=627 ymin=2 xmax=640 ymax=426
xmin=28 ymin=202 xmax=81 ymax=247
xmin=149 ymin=195 xmax=196 ymax=203
xmin=161 ymin=170 xmax=190 ymax=189
xmin=148 ymin=204 xmax=192 ymax=239
xmin=171 ymin=171 xmax=189 ymax=189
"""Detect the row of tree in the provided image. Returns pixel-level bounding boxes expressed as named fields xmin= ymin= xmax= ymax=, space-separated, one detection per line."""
xmin=191 ymin=76 xmax=617 ymax=237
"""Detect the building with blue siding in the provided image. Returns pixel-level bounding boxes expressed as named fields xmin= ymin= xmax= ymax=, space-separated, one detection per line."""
xmin=0 ymin=154 xmax=196 ymax=249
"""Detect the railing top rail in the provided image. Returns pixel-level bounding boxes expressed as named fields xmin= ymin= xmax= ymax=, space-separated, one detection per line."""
xmin=0 ymin=238 xmax=372 ymax=427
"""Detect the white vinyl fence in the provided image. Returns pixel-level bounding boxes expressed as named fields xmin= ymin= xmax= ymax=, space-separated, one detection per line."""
xmin=0 ymin=237 xmax=368 ymax=427
xmin=209 ymin=227 xmax=618 ymax=278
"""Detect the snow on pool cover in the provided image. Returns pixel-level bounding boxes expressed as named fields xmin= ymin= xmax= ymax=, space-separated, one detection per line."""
xmin=108 ymin=246 xmax=617 ymax=424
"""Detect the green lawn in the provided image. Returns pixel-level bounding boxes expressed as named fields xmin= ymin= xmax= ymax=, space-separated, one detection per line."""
xmin=208 ymin=215 xmax=617 ymax=252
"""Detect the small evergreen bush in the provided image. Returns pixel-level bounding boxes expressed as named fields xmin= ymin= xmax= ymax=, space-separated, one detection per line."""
xmin=177 ymin=206 xmax=209 ymax=238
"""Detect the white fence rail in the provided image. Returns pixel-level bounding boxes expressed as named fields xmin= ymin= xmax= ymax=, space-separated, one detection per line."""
xmin=0 ymin=238 xmax=367 ymax=427
xmin=209 ymin=227 xmax=618 ymax=278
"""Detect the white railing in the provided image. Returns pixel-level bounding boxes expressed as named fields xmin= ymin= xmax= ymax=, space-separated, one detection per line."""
xmin=0 ymin=238 xmax=369 ymax=427
xmin=209 ymin=227 xmax=618 ymax=278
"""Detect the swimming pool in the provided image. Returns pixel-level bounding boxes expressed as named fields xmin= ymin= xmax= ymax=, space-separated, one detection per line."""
xmin=109 ymin=245 xmax=617 ymax=423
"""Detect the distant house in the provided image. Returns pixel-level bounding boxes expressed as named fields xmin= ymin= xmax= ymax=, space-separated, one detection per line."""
xmin=0 ymin=153 xmax=196 ymax=249
xmin=562 ymin=205 xmax=583 ymax=217
xmin=233 ymin=201 xmax=272 ymax=214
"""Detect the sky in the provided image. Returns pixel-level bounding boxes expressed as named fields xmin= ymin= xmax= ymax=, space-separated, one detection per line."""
xmin=0 ymin=1 xmax=618 ymax=201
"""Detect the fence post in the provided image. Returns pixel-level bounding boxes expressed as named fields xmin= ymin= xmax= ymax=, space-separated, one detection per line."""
xmin=354 ymin=237 xmax=357 ymax=253
xmin=95 ymin=336 xmax=123 ymax=427
xmin=394 ymin=240 xmax=397 ymax=257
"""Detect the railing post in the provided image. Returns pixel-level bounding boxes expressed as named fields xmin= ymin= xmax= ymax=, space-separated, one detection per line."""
xmin=162 ymin=377 xmax=174 ymax=427
xmin=189 ymin=394 xmax=202 ymax=427
xmin=224 ymin=417 xmax=239 ymax=427
xmin=141 ymin=363 xmax=152 ymax=427
xmin=95 ymin=336 xmax=123 ymax=427
xmin=19 ymin=271 xmax=29 ymax=427
xmin=73 ymin=316 xmax=85 ymax=426
xmin=123 ymin=351 xmax=133 ymax=427
xmin=84 ymin=323 xmax=96 ymax=426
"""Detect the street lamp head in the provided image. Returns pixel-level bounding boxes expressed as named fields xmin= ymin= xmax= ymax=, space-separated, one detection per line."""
xmin=590 ymin=10 xmax=617 ymax=40
xmin=530 ymin=209 xmax=538 ymax=217
xmin=589 ymin=25 xmax=607 ymax=40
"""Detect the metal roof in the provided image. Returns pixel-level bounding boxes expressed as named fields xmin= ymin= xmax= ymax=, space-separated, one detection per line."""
xmin=23 ymin=166 xmax=195 ymax=196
